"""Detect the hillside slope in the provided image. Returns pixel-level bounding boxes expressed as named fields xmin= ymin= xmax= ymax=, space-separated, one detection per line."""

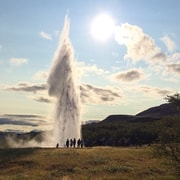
xmin=101 ymin=103 xmax=180 ymax=123
xmin=136 ymin=103 xmax=180 ymax=118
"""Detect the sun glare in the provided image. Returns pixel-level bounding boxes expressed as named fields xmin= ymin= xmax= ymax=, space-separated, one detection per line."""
xmin=91 ymin=14 xmax=115 ymax=41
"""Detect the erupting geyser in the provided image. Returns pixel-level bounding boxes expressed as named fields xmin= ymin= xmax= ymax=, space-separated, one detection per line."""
xmin=47 ymin=16 xmax=81 ymax=146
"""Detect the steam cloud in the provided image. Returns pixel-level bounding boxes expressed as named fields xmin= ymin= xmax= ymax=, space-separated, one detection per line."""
xmin=47 ymin=16 xmax=81 ymax=146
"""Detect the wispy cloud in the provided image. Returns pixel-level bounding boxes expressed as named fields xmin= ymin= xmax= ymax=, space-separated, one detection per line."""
xmin=9 ymin=58 xmax=28 ymax=66
xmin=168 ymin=53 xmax=180 ymax=62
xmin=151 ymin=53 xmax=166 ymax=63
xmin=40 ymin=31 xmax=52 ymax=40
xmin=4 ymin=82 xmax=47 ymax=93
xmin=137 ymin=85 xmax=173 ymax=97
xmin=33 ymin=96 xmax=52 ymax=103
xmin=80 ymin=83 xmax=123 ymax=105
xmin=32 ymin=70 xmax=48 ymax=81
xmin=166 ymin=62 xmax=180 ymax=75
xmin=110 ymin=68 xmax=145 ymax=82
xmin=161 ymin=35 xmax=176 ymax=52
xmin=77 ymin=61 xmax=109 ymax=77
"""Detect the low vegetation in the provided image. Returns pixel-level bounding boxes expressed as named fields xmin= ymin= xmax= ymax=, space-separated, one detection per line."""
xmin=82 ymin=116 xmax=159 ymax=147
xmin=0 ymin=146 xmax=177 ymax=179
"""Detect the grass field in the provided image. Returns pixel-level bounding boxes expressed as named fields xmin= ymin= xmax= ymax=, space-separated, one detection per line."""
xmin=0 ymin=146 xmax=177 ymax=180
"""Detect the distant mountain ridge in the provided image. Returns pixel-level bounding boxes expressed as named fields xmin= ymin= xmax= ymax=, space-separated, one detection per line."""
xmin=102 ymin=103 xmax=180 ymax=123
xmin=136 ymin=103 xmax=180 ymax=117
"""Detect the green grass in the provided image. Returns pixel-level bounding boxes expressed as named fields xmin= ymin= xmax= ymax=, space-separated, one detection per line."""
xmin=0 ymin=146 xmax=177 ymax=179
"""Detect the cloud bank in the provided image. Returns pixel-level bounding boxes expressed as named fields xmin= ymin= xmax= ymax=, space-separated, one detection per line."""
xmin=0 ymin=114 xmax=46 ymax=127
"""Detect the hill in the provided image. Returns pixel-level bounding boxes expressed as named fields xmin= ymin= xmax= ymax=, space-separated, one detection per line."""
xmin=136 ymin=103 xmax=180 ymax=117
xmin=101 ymin=103 xmax=179 ymax=123
xmin=82 ymin=103 xmax=180 ymax=147
xmin=103 ymin=115 xmax=134 ymax=122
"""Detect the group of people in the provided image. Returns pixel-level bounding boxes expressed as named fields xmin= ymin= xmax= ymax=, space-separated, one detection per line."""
xmin=55 ymin=138 xmax=84 ymax=148
xmin=66 ymin=138 xmax=84 ymax=148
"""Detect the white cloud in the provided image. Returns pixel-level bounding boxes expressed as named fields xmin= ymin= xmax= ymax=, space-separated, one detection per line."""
xmin=134 ymin=85 xmax=173 ymax=98
xmin=114 ymin=23 xmax=161 ymax=63
xmin=40 ymin=31 xmax=52 ymax=40
xmin=166 ymin=62 xmax=180 ymax=75
xmin=80 ymin=83 xmax=123 ymax=105
xmin=161 ymin=53 xmax=180 ymax=77
xmin=4 ymin=82 xmax=46 ymax=93
xmin=33 ymin=96 xmax=52 ymax=103
xmin=161 ymin=35 xmax=176 ymax=52
xmin=32 ymin=70 xmax=48 ymax=81
xmin=151 ymin=53 xmax=166 ymax=63
xmin=9 ymin=58 xmax=28 ymax=66
xmin=77 ymin=61 xmax=109 ymax=77
xmin=168 ymin=53 xmax=180 ymax=62
xmin=110 ymin=68 xmax=145 ymax=82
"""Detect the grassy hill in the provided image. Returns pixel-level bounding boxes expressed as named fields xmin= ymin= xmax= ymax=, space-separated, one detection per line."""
xmin=0 ymin=146 xmax=177 ymax=179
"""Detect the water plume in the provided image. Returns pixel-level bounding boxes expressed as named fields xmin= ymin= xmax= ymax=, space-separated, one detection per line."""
xmin=47 ymin=16 xmax=81 ymax=146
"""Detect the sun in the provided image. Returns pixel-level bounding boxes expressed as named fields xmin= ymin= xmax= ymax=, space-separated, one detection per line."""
xmin=91 ymin=13 xmax=115 ymax=41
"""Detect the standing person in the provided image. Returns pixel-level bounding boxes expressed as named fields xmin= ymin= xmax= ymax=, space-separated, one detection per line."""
xmin=70 ymin=139 xmax=73 ymax=147
xmin=80 ymin=139 xmax=84 ymax=148
xmin=66 ymin=138 xmax=69 ymax=148
xmin=73 ymin=138 xmax=76 ymax=148
xmin=56 ymin=143 xmax=59 ymax=148
xmin=77 ymin=138 xmax=81 ymax=147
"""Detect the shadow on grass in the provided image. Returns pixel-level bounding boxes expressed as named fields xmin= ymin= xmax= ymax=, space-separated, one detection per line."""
xmin=0 ymin=148 xmax=37 ymax=168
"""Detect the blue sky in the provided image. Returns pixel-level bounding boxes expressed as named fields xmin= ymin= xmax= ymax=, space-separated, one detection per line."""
xmin=0 ymin=0 xmax=179 ymax=132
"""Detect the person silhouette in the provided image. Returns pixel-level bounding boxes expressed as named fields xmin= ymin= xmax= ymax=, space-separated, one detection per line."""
xmin=66 ymin=138 xmax=69 ymax=148
xmin=70 ymin=139 xmax=73 ymax=147
xmin=73 ymin=138 xmax=76 ymax=148
xmin=80 ymin=139 xmax=84 ymax=148
xmin=77 ymin=138 xmax=81 ymax=147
